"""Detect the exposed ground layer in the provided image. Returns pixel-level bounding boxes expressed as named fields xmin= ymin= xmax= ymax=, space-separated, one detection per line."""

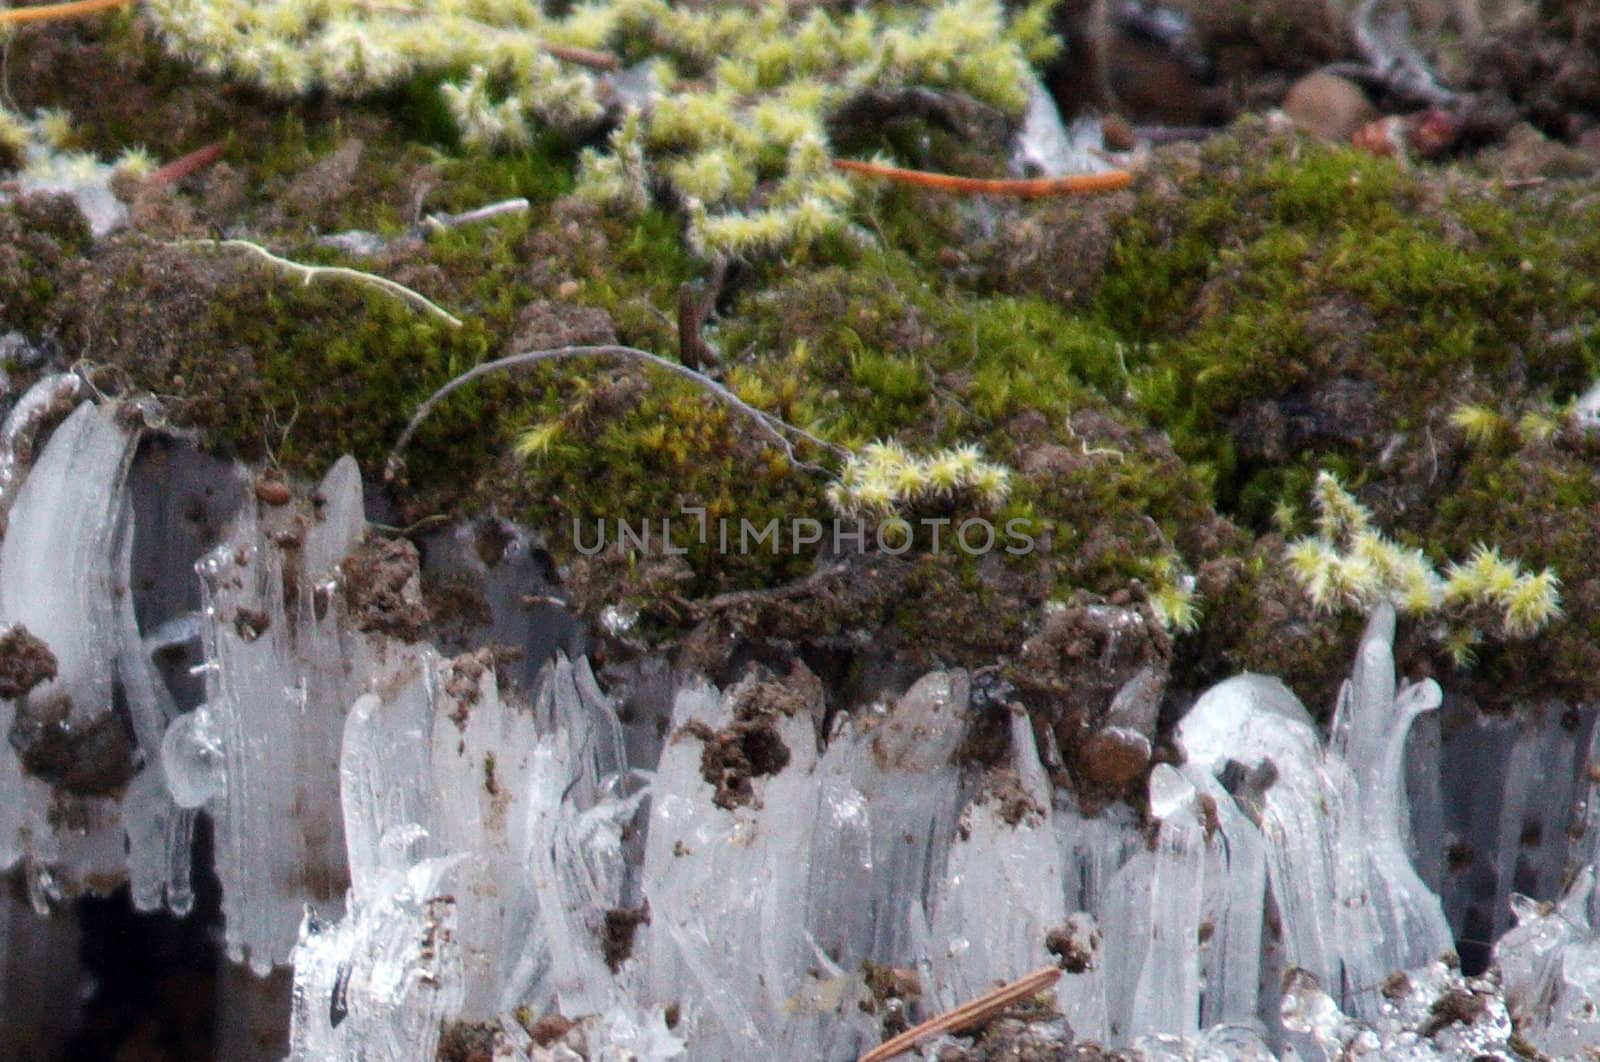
xmin=4 ymin=12 xmax=1600 ymax=734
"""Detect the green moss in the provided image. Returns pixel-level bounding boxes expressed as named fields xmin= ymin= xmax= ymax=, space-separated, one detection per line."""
xmin=1095 ymin=124 xmax=1600 ymax=531
xmin=1070 ymin=120 xmax=1600 ymax=704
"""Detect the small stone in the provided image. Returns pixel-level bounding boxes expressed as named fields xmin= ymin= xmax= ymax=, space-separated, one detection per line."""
xmin=254 ymin=475 xmax=292 ymax=507
xmin=1077 ymin=726 xmax=1152 ymax=787
xmin=1102 ymin=113 xmax=1136 ymax=152
xmin=527 ymin=1014 xmax=576 ymax=1047
xmin=1282 ymin=72 xmax=1377 ymax=143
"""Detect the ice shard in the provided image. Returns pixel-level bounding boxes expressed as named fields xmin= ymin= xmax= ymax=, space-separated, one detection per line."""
xmin=927 ymin=705 xmax=1064 ymax=1006
xmin=200 ymin=455 xmax=369 ymax=971
xmin=1177 ymin=604 xmax=1451 ymax=1021
xmin=0 ymin=399 xmax=141 ymax=898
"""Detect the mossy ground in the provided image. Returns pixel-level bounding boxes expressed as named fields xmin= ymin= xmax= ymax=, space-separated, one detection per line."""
xmin=6 ymin=17 xmax=1600 ymax=716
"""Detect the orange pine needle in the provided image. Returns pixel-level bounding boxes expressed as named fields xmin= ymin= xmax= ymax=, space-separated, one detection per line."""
xmin=856 ymin=965 xmax=1063 ymax=1062
xmin=147 ymin=141 xmax=226 ymax=186
xmin=0 ymin=0 xmax=133 ymax=25
xmin=833 ymin=157 xmax=1132 ymax=198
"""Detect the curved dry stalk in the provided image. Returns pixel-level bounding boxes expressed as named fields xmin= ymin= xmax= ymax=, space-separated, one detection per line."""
xmin=176 ymin=238 xmax=463 ymax=328
xmin=385 ymin=344 xmax=845 ymax=479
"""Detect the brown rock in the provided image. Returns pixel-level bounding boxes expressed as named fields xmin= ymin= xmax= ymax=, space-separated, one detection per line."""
xmin=253 ymin=474 xmax=292 ymax=507
xmin=1076 ymin=726 xmax=1152 ymax=787
xmin=1282 ymin=72 xmax=1377 ymax=143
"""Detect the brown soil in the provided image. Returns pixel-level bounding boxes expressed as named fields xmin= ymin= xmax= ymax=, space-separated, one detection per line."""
xmin=341 ymin=536 xmax=431 ymax=642
xmin=600 ymin=903 xmax=650 ymax=972
xmin=8 ymin=692 xmax=135 ymax=798
xmin=0 ymin=625 xmax=59 ymax=699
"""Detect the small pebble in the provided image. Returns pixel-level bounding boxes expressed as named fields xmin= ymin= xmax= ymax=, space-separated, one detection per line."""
xmin=254 ymin=476 xmax=292 ymax=507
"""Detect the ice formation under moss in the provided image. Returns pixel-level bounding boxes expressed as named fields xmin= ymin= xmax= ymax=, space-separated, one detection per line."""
xmin=8 ymin=389 xmax=1600 ymax=1057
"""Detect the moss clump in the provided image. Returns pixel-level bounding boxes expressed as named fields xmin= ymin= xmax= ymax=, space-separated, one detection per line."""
xmin=1096 ymin=121 xmax=1600 ymax=528
xmin=0 ymin=194 xmax=93 ymax=336
xmin=1082 ymin=119 xmax=1600 ymax=707
xmin=15 ymin=17 xmax=1600 ymax=714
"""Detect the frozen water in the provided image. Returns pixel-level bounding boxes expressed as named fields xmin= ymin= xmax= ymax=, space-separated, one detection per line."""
xmin=161 ymin=704 xmax=228 ymax=808
xmin=201 ymin=455 xmax=370 ymax=971
xmin=5 ymin=411 xmax=1600 ymax=1058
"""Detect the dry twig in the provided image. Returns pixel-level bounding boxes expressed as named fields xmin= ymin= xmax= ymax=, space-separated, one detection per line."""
xmin=856 ymin=965 xmax=1063 ymax=1062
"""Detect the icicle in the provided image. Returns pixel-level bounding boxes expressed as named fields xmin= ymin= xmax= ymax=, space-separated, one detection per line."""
xmin=202 ymin=456 xmax=368 ymax=971
xmin=0 ymin=400 xmax=140 ymax=895
xmin=927 ymin=705 xmax=1064 ymax=1006
xmin=288 ymin=848 xmax=466 ymax=1060
xmin=1176 ymin=604 xmax=1451 ymax=1022
xmin=1128 ymin=765 xmax=1205 ymax=1041
xmin=638 ymin=674 xmax=832 ymax=1058
xmin=0 ymin=372 xmax=87 ymax=521
xmin=1494 ymin=868 xmax=1600 ymax=1055
xmin=1331 ymin=605 xmax=1454 ymax=1016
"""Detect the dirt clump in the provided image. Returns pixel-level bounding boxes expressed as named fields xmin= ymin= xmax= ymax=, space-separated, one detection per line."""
xmin=600 ymin=903 xmax=650 ymax=972
xmin=675 ymin=663 xmax=821 ymax=809
xmin=1418 ymin=986 xmax=1488 ymax=1037
xmin=0 ymin=625 xmax=58 ymax=699
xmin=932 ymin=1004 xmax=1088 ymax=1062
xmin=680 ymin=713 xmax=791 ymax=811
xmin=445 ymin=649 xmax=494 ymax=717
xmin=975 ymin=767 xmax=1045 ymax=827
xmin=8 ymin=693 xmax=135 ymax=798
xmin=342 ymin=536 xmax=431 ymax=642
xmin=434 ymin=1019 xmax=498 ymax=1062
xmin=1046 ymin=918 xmax=1101 ymax=974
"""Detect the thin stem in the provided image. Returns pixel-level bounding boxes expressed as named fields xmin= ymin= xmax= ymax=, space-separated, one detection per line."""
xmin=176 ymin=239 xmax=463 ymax=328
xmin=386 ymin=344 xmax=846 ymax=479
